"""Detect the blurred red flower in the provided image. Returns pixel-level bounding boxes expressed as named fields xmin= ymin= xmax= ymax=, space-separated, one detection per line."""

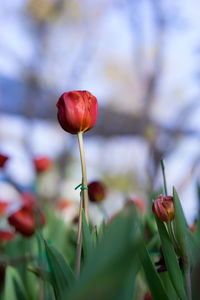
xmin=0 ymin=202 xmax=9 ymax=216
xmin=56 ymin=198 xmax=72 ymax=211
xmin=0 ymin=153 xmax=9 ymax=168
xmin=33 ymin=156 xmax=52 ymax=173
xmin=126 ymin=196 xmax=145 ymax=213
xmin=8 ymin=192 xmax=46 ymax=237
xmin=0 ymin=230 xmax=15 ymax=243
xmin=88 ymin=181 xmax=106 ymax=203
xmin=144 ymin=290 xmax=152 ymax=300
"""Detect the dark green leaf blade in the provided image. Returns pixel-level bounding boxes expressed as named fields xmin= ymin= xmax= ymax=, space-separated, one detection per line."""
xmin=67 ymin=205 xmax=140 ymax=300
xmin=139 ymin=238 xmax=169 ymax=300
xmin=173 ymin=187 xmax=190 ymax=267
xmin=156 ymin=218 xmax=187 ymax=300
xmin=4 ymin=266 xmax=28 ymax=300
xmin=44 ymin=239 xmax=76 ymax=300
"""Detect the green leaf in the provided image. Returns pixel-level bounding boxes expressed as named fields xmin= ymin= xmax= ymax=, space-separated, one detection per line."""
xmin=156 ymin=218 xmax=187 ymax=300
xmin=159 ymin=272 xmax=177 ymax=300
xmin=139 ymin=238 xmax=169 ymax=300
xmin=97 ymin=219 xmax=106 ymax=241
xmin=111 ymin=270 xmax=137 ymax=300
xmin=28 ymin=265 xmax=51 ymax=282
xmin=197 ymin=182 xmax=200 ymax=209
xmin=173 ymin=187 xmax=190 ymax=268
xmin=186 ymin=229 xmax=200 ymax=267
xmin=91 ymin=226 xmax=98 ymax=248
xmin=4 ymin=266 xmax=28 ymax=300
xmin=194 ymin=215 xmax=200 ymax=239
xmin=82 ymin=209 xmax=93 ymax=261
xmin=44 ymin=239 xmax=76 ymax=300
xmin=66 ymin=205 xmax=141 ymax=300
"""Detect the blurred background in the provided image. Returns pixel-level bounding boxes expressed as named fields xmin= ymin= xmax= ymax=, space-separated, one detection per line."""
xmin=0 ymin=0 xmax=200 ymax=224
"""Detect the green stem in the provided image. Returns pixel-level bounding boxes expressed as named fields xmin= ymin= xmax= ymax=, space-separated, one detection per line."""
xmin=161 ymin=159 xmax=168 ymax=196
xmin=166 ymin=221 xmax=179 ymax=252
xmin=77 ymin=132 xmax=89 ymax=223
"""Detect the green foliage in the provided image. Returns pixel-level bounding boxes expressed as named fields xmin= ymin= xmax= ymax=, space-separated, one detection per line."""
xmin=44 ymin=237 xmax=76 ymax=300
xmin=82 ymin=209 xmax=93 ymax=261
xmin=173 ymin=187 xmax=190 ymax=269
xmin=156 ymin=219 xmax=187 ymax=300
xmin=66 ymin=206 xmax=140 ymax=300
xmin=3 ymin=266 xmax=28 ymax=300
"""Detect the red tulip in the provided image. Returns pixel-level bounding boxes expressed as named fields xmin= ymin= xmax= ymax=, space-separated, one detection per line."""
xmin=0 ymin=230 xmax=15 ymax=243
xmin=152 ymin=194 xmax=174 ymax=222
xmin=189 ymin=223 xmax=196 ymax=233
xmin=8 ymin=192 xmax=46 ymax=237
xmin=0 ymin=153 xmax=9 ymax=168
xmin=33 ymin=156 xmax=52 ymax=173
xmin=144 ymin=290 xmax=152 ymax=300
xmin=56 ymin=90 xmax=98 ymax=134
xmin=56 ymin=198 xmax=71 ymax=211
xmin=88 ymin=181 xmax=106 ymax=203
xmin=0 ymin=202 xmax=9 ymax=216
xmin=126 ymin=197 xmax=145 ymax=213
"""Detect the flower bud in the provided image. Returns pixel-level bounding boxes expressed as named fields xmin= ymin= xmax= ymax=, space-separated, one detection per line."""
xmin=56 ymin=90 xmax=98 ymax=134
xmin=88 ymin=181 xmax=106 ymax=203
xmin=33 ymin=156 xmax=52 ymax=173
xmin=0 ymin=153 xmax=9 ymax=168
xmin=152 ymin=194 xmax=174 ymax=222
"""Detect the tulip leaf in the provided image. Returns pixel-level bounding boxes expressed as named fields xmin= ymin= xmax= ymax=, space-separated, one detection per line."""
xmin=186 ymin=229 xmax=200 ymax=267
xmin=44 ymin=239 xmax=76 ymax=300
xmin=82 ymin=209 xmax=93 ymax=261
xmin=173 ymin=187 xmax=190 ymax=267
xmin=156 ymin=218 xmax=187 ymax=300
xmin=139 ymin=238 xmax=169 ymax=300
xmin=159 ymin=272 xmax=177 ymax=300
xmin=4 ymin=266 xmax=28 ymax=300
xmin=66 ymin=205 xmax=140 ymax=300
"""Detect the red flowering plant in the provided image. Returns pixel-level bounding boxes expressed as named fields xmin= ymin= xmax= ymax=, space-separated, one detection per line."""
xmin=1 ymin=92 xmax=200 ymax=300
xmin=33 ymin=156 xmax=52 ymax=174
xmin=56 ymin=90 xmax=98 ymax=276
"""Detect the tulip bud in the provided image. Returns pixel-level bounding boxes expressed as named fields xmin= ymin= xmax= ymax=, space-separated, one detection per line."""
xmin=88 ymin=181 xmax=106 ymax=203
xmin=152 ymin=194 xmax=174 ymax=222
xmin=33 ymin=156 xmax=52 ymax=173
xmin=0 ymin=153 xmax=9 ymax=168
xmin=56 ymin=90 xmax=98 ymax=134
